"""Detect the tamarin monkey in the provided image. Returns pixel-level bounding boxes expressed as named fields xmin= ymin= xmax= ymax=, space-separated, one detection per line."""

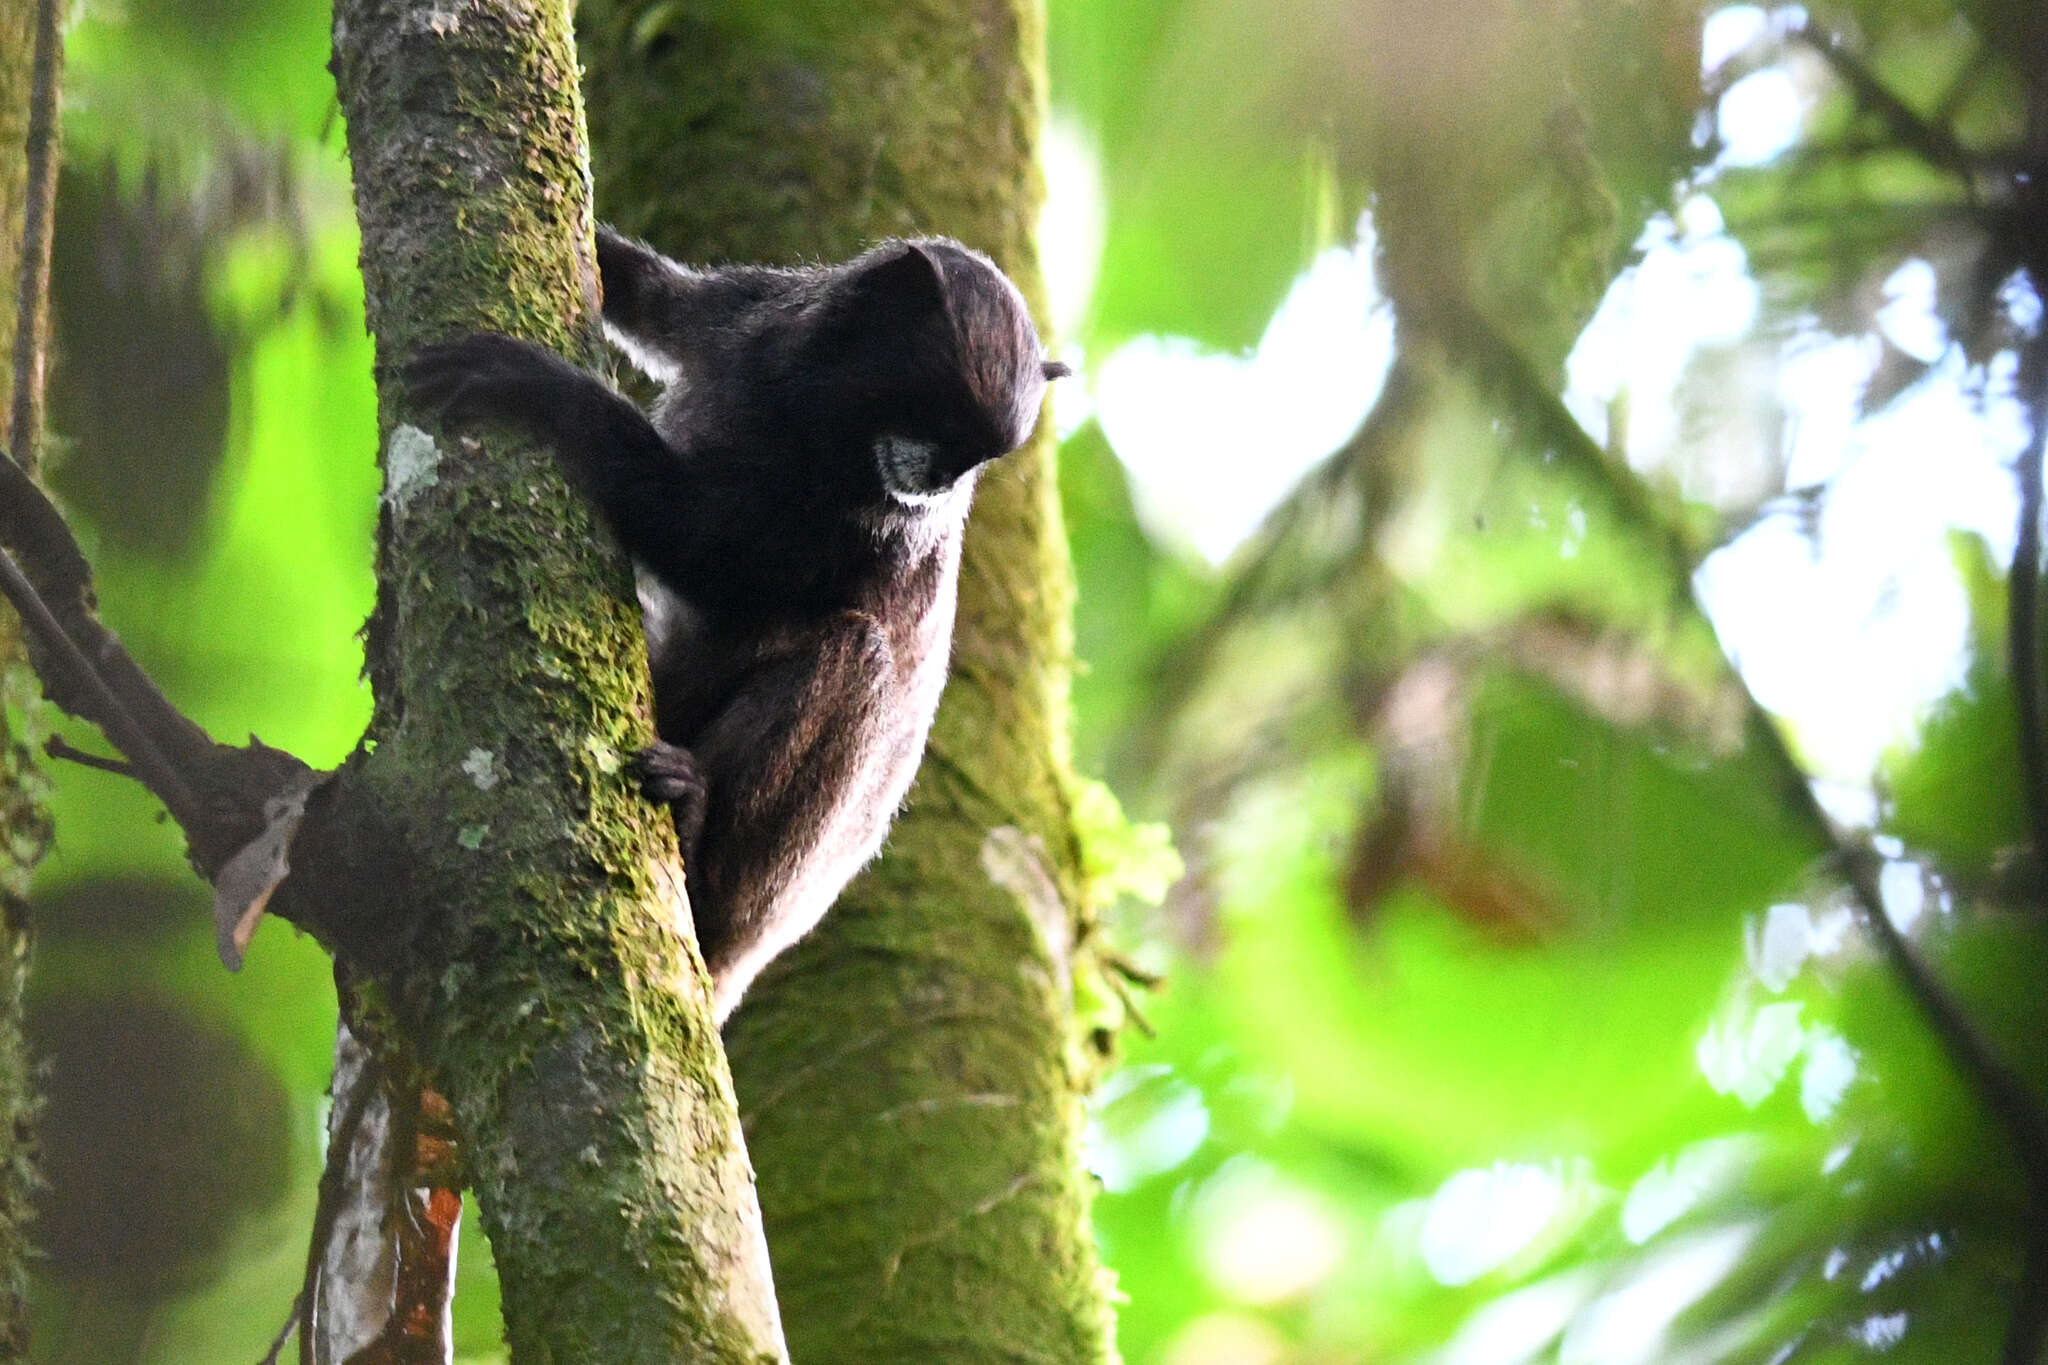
xmin=408 ymin=228 xmax=1065 ymax=1019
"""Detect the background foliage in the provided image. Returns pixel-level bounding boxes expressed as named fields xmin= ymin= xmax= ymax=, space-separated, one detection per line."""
xmin=21 ymin=0 xmax=2045 ymax=1361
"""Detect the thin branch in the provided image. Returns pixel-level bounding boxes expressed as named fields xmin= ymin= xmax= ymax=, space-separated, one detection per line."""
xmin=1933 ymin=43 xmax=1995 ymax=129
xmin=0 ymin=435 xmax=219 ymax=769
xmin=7 ymin=0 xmax=60 ymax=465
xmin=0 ymin=0 xmax=390 ymax=977
xmin=1102 ymin=967 xmax=1156 ymax=1039
xmin=0 ymin=435 xmax=328 ymax=905
xmin=257 ymin=1295 xmax=303 ymax=1365
xmin=1102 ymin=949 xmax=1163 ymax=990
xmin=2001 ymin=5 xmax=2048 ymax=1302
xmin=43 ymin=734 xmax=134 ymax=778
xmin=2002 ymin=0 xmax=2048 ymax=1311
xmin=1789 ymin=21 xmax=1982 ymax=195
xmin=0 ymin=481 xmax=200 ymax=819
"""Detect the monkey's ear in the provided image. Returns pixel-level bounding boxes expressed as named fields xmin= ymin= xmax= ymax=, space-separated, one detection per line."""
xmin=851 ymin=241 xmax=947 ymax=317
xmin=1042 ymin=359 xmax=1072 ymax=381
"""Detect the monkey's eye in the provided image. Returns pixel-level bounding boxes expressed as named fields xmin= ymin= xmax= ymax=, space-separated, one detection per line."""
xmin=874 ymin=435 xmax=946 ymax=503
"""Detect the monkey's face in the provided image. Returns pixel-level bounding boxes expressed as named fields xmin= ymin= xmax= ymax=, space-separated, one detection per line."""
xmin=865 ymin=364 xmax=1039 ymax=504
xmin=797 ymin=236 xmax=1066 ymax=508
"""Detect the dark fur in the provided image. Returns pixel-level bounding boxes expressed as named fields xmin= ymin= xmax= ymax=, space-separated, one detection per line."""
xmin=407 ymin=228 xmax=1061 ymax=1019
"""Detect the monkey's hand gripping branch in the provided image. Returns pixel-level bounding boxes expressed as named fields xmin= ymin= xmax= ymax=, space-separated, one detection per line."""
xmin=0 ymin=441 xmax=409 ymax=971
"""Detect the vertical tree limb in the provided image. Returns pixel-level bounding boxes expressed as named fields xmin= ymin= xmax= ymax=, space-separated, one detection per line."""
xmin=2009 ymin=350 xmax=2048 ymax=919
xmin=328 ymin=1 xmax=784 ymax=1356
xmin=0 ymin=0 xmax=59 ymax=1353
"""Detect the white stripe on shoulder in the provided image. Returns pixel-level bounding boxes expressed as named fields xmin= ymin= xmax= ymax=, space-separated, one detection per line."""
xmin=603 ymin=319 xmax=683 ymax=385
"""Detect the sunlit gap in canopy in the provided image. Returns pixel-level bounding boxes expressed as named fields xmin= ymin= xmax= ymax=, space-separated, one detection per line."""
xmin=1090 ymin=213 xmax=1396 ymax=566
xmin=1565 ymin=5 xmax=2038 ymax=794
xmin=1701 ymin=5 xmax=1836 ymax=172
xmin=1190 ymin=1158 xmax=1346 ymax=1305
xmin=1083 ymin=1063 xmax=1210 ymax=1193
xmin=1431 ymin=1225 xmax=1758 ymax=1365
xmin=1410 ymin=1160 xmax=1596 ymax=1288
xmin=1557 ymin=1225 xmax=1757 ymax=1365
xmin=1694 ymin=289 xmax=2027 ymax=789
xmin=1565 ymin=192 xmax=2029 ymax=793
xmin=1703 ymin=5 xmax=1815 ymax=169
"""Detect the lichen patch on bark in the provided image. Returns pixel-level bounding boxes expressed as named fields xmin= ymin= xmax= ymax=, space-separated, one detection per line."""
xmin=982 ymin=824 xmax=1072 ymax=991
xmin=382 ymin=423 xmax=443 ymax=516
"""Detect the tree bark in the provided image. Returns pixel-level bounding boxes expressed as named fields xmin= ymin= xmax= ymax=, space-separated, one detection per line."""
xmin=327 ymin=2 xmax=783 ymax=1357
xmin=577 ymin=4 xmax=1119 ymax=1361
xmin=0 ymin=0 xmax=57 ymax=1354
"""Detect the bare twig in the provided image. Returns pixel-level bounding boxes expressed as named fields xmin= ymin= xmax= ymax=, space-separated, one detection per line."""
xmin=257 ymin=1294 xmax=303 ymax=1365
xmin=0 ymin=435 xmax=227 ymax=820
xmin=0 ymin=440 xmax=346 ymax=946
xmin=0 ymin=521 xmax=200 ymax=819
xmin=43 ymin=734 xmax=134 ymax=778
xmin=0 ymin=533 xmax=201 ymax=826
xmin=0 ymin=441 xmax=345 ymax=949
xmin=0 ymin=364 xmax=380 ymax=955
xmin=1102 ymin=949 xmax=1163 ymax=990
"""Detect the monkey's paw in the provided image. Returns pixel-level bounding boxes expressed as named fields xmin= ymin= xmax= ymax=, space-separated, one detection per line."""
xmin=629 ymin=741 xmax=708 ymax=858
xmin=629 ymin=741 xmax=705 ymax=807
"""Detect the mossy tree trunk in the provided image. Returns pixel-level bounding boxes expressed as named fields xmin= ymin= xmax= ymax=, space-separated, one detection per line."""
xmin=326 ymin=2 xmax=783 ymax=1357
xmin=577 ymin=4 xmax=1118 ymax=1361
xmin=0 ymin=0 xmax=56 ymax=1355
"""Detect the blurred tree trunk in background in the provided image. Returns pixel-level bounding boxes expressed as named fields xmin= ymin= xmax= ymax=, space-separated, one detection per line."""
xmin=577 ymin=2 xmax=1119 ymax=1361
xmin=0 ymin=0 xmax=56 ymax=1355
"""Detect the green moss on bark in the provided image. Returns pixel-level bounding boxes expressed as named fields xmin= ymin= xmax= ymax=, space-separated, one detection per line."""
xmin=0 ymin=1 xmax=55 ymax=1355
xmin=578 ymin=1 xmax=1117 ymax=1360
xmin=331 ymin=2 xmax=782 ymax=1358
